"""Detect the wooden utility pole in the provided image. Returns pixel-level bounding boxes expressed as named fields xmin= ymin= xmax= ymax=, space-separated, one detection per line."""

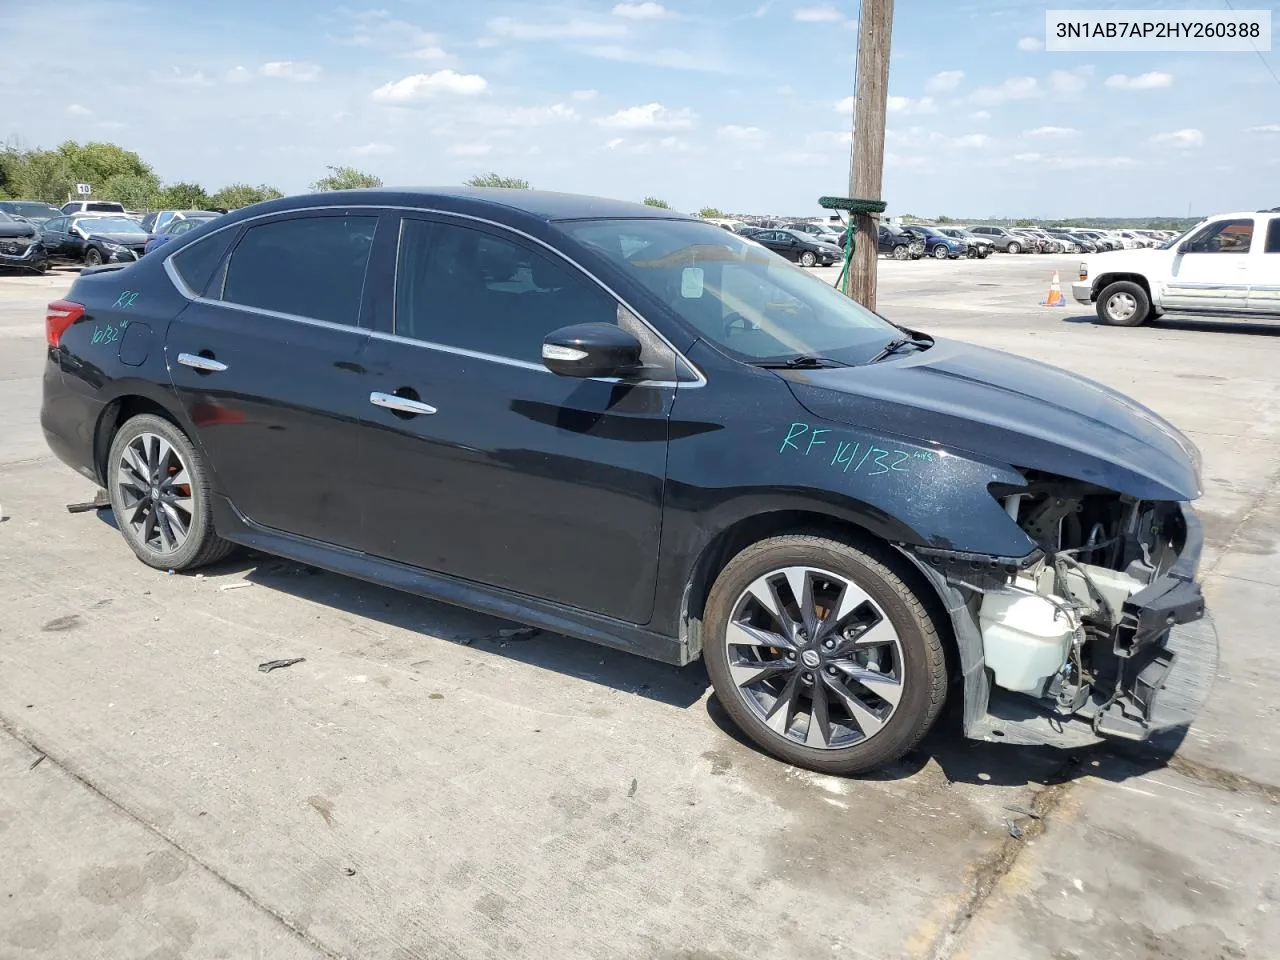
xmin=843 ymin=0 xmax=895 ymax=311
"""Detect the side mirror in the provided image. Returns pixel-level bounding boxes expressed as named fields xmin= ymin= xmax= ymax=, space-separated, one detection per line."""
xmin=542 ymin=322 xmax=642 ymax=379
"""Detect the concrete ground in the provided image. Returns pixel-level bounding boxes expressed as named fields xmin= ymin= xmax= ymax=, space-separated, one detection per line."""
xmin=0 ymin=255 xmax=1276 ymax=960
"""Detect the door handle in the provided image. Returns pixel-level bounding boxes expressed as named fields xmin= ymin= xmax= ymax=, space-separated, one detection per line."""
xmin=370 ymin=392 xmax=437 ymax=416
xmin=177 ymin=352 xmax=228 ymax=373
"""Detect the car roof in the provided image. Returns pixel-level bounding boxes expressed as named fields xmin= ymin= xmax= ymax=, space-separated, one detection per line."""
xmin=247 ymin=187 xmax=696 ymax=223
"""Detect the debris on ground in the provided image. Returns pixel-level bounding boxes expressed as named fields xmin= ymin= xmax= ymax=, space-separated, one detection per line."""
xmin=343 ymin=867 xmax=357 ymax=876
xmin=1003 ymin=803 xmax=1042 ymax=820
xmin=219 ymin=581 xmax=253 ymax=592
xmin=258 ymin=657 xmax=306 ymax=673
xmin=1005 ymin=818 xmax=1025 ymax=840
xmin=628 ymin=778 xmax=638 ymax=798
xmin=489 ymin=626 xmax=542 ymax=643
xmin=29 ymin=754 xmax=46 ymax=771
xmin=65 ymin=489 xmax=110 ymax=513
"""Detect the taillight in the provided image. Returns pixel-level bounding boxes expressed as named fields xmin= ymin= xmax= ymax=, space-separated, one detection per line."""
xmin=46 ymin=299 xmax=85 ymax=348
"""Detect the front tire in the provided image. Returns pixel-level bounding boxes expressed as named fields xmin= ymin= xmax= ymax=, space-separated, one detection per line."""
xmin=799 ymin=251 xmax=817 ymax=267
xmin=107 ymin=414 xmax=235 ymax=571
xmin=891 ymin=244 xmax=909 ymax=260
xmin=83 ymin=247 xmax=103 ymax=267
xmin=932 ymin=245 xmax=948 ymax=260
xmin=1006 ymin=241 xmax=1021 ymax=255
xmin=703 ymin=534 xmax=947 ymax=776
xmin=1096 ymin=280 xmax=1151 ymax=327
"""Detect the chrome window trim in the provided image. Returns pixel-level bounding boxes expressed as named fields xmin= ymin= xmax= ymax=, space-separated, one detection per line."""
xmin=161 ymin=202 xmax=706 ymax=388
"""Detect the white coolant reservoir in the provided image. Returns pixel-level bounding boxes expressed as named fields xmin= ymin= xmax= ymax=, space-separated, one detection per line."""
xmin=979 ymin=588 xmax=1075 ymax=695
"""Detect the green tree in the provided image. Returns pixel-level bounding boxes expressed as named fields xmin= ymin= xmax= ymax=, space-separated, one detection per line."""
xmin=1014 ymin=218 xmax=1036 ymax=227
xmin=936 ymin=214 xmax=953 ymax=224
xmin=0 ymin=148 xmax=23 ymax=200
xmin=464 ymin=173 xmax=531 ymax=189
xmin=160 ymin=181 xmax=212 ymax=210
xmin=57 ymin=140 xmax=160 ymax=196
xmin=210 ymin=183 xmax=284 ymax=210
xmin=311 ymin=165 xmax=382 ymax=192
xmin=643 ymin=196 xmax=670 ymax=209
xmin=697 ymin=206 xmax=725 ymax=218
xmin=100 ymin=172 xmax=160 ymax=209
xmin=15 ymin=150 xmax=76 ymax=203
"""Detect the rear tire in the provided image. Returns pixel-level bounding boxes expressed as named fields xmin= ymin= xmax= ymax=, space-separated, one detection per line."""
xmin=703 ymin=533 xmax=947 ymax=776
xmin=1096 ymin=280 xmax=1151 ymax=327
xmin=106 ymin=414 xmax=235 ymax=571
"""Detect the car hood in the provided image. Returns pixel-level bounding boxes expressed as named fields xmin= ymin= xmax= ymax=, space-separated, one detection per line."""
xmin=86 ymin=231 xmax=149 ymax=245
xmin=780 ymin=336 xmax=1202 ymax=501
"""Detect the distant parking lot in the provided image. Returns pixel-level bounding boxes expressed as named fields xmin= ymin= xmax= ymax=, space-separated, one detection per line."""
xmin=2 ymin=254 xmax=1278 ymax=959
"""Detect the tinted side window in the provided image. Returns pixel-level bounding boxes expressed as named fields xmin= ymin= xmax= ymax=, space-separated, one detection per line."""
xmin=43 ymin=218 xmax=66 ymax=233
xmin=1265 ymin=219 xmax=1280 ymax=254
xmin=170 ymin=227 xmax=238 ymax=297
xmin=222 ymin=216 xmax=376 ymax=326
xmin=395 ymin=219 xmax=618 ymax=364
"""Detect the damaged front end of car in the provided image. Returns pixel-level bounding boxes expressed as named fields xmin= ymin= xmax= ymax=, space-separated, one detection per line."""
xmin=903 ymin=472 xmax=1215 ymax=750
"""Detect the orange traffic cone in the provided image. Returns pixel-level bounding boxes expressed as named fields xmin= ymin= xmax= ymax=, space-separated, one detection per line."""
xmin=1042 ymin=271 xmax=1066 ymax=307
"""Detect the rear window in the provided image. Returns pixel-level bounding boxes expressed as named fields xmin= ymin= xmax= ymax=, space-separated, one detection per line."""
xmin=221 ymin=215 xmax=377 ymax=326
xmin=170 ymin=227 xmax=238 ymax=297
xmin=87 ymin=202 xmax=125 ymax=213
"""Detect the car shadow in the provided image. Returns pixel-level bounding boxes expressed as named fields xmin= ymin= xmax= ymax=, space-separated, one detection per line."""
xmin=1062 ymin=313 xmax=1280 ymax=335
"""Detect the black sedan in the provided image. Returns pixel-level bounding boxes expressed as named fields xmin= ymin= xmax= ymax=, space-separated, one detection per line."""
xmin=0 ymin=200 xmax=63 ymax=225
xmin=877 ymin=225 xmax=924 ymax=259
xmin=40 ymin=188 xmax=1214 ymax=775
xmin=37 ymin=215 xmax=150 ymax=266
xmin=748 ymin=228 xmax=842 ymax=266
xmin=0 ymin=209 xmax=48 ymax=272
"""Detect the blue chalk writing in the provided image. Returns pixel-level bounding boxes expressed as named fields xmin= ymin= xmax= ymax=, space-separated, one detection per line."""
xmin=113 ymin=291 xmax=140 ymax=309
xmin=91 ymin=323 xmax=121 ymax=345
xmin=805 ymin=428 xmax=830 ymax=456
xmin=890 ymin=451 xmax=911 ymax=472
xmin=779 ymin=422 xmax=808 ymax=454
xmin=867 ymin=448 xmax=892 ymax=476
xmin=831 ymin=441 xmax=858 ymax=472
xmin=778 ymin=423 xmax=935 ymax=481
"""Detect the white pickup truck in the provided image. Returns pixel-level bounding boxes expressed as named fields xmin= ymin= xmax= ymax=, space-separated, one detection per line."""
xmin=1072 ymin=209 xmax=1280 ymax=326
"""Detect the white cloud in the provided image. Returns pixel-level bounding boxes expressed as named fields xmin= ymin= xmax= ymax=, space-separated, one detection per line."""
xmin=488 ymin=16 xmax=626 ymax=40
xmin=225 ymin=65 xmax=253 ymax=83
xmin=1013 ymin=152 xmax=1041 ymax=162
xmin=795 ymin=5 xmax=844 ymax=22
xmin=1043 ymin=156 xmax=1137 ymax=170
xmin=371 ymin=70 xmax=488 ymax=104
xmin=1151 ymin=128 xmax=1204 ymax=148
xmin=95 ymin=121 xmax=127 ymax=132
xmin=352 ymin=142 xmax=394 ymax=156
xmin=482 ymin=103 xmax=580 ymax=126
xmin=336 ymin=10 xmax=441 ymax=53
xmin=971 ymin=76 xmax=1039 ymax=105
xmin=951 ymin=133 xmax=991 ymax=149
xmin=924 ymin=70 xmax=964 ymax=94
xmin=612 ymin=2 xmax=673 ymax=19
xmin=598 ymin=102 xmax=696 ymax=129
xmin=408 ymin=46 xmax=449 ymax=61
xmin=605 ymin=137 xmax=626 ymax=149
xmin=1018 ymin=36 xmax=1043 ymax=51
xmin=448 ymin=142 xmax=492 ymax=157
xmin=888 ymin=95 xmax=936 ymax=115
xmin=1048 ymin=69 xmax=1089 ymax=95
xmin=571 ymin=89 xmax=599 ymax=100
xmin=658 ymin=136 xmax=693 ymax=152
xmin=1026 ymin=125 xmax=1079 ymax=139
xmin=1105 ymin=71 xmax=1173 ymax=91
xmin=260 ymin=61 xmax=321 ymax=82
xmin=969 ymin=110 xmax=992 ymax=121
xmin=717 ymin=124 xmax=766 ymax=141
xmin=835 ymin=95 xmax=855 ymax=114
xmin=580 ymin=44 xmax=727 ymax=72
xmin=66 ymin=104 xmax=91 ymax=117
xmin=1247 ymin=124 xmax=1280 ymax=134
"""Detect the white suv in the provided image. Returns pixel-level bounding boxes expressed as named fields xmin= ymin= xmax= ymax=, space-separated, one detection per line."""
xmin=59 ymin=200 xmax=127 ymax=216
xmin=1072 ymin=210 xmax=1280 ymax=326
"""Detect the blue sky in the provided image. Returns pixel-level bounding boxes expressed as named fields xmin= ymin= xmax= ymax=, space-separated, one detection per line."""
xmin=4 ymin=0 xmax=1279 ymax=217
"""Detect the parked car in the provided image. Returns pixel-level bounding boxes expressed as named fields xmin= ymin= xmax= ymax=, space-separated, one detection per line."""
xmin=1074 ymin=209 xmax=1280 ymax=326
xmin=38 ymin=214 xmax=150 ymax=266
xmin=936 ymin=228 xmax=992 ymax=258
xmin=1045 ymin=228 xmax=1094 ymax=253
xmin=878 ymin=225 xmax=925 ymax=259
xmin=59 ymin=199 xmax=128 ymax=216
xmin=750 ymin=228 xmax=842 ymax=266
xmin=901 ymin=225 xmax=967 ymax=260
xmin=966 ymin=225 xmax=1030 ymax=254
xmin=144 ymin=211 xmax=221 ymax=255
xmin=0 ymin=209 xmax=48 ymax=272
xmin=0 ymin=200 xmax=63 ymax=225
xmin=786 ymin=221 xmax=848 ymax=249
xmin=40 ymin=188 xmax=1213 ymax=774
xmin=139 ymin=209 xmax=216 ymax=236
xmin=1074 ymin=230 xmax=1118 ymax=251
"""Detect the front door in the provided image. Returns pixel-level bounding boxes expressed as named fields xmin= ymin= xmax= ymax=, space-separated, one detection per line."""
xmin=165 ymin=211 xmax=381 ymax=546
xmin=38 ymin=218 xmax=72 ymax=262
xmin=1163 ymin=217 xmax=1255 ymax=313
xmin=1247 ymin=216 xmax=1280 ymax=317
xmin=356 ymin=215 xmax=677 ymax=624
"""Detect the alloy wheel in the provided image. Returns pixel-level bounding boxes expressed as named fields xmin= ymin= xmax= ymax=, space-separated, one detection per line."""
xmin=116 ymin=432 xmax=195 ymax=554
xmin=1106 ymin=291 xmax=1138 ymax=323
xmin=724 ymin=566 xmax=905 ymax=749
xmin=892 ymin=245 xmax=908 ymax=260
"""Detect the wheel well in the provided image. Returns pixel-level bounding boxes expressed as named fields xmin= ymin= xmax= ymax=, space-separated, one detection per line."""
xmin=1092 ymin=272 xmax=1151 ymax=302
xmin=680 ymin=511 xmax=959 ymax=679
xmin=93 ymin=396 xmax=179 ymax=485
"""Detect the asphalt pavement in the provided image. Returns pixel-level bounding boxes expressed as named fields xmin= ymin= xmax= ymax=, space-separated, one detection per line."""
xmin=1 ymin=255 xmax=1277 ymax=959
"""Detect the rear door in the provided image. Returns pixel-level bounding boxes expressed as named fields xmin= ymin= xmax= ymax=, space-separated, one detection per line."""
xmin=355 ymin=214 xmax=678 ymax=624
xmin=165 ymin=211 xmax=381 ymax=546
xmin=1164 ymin=217 xmax=1254 ymax=313
xmin=1246 ymin=216 xmax=1280 ymax=317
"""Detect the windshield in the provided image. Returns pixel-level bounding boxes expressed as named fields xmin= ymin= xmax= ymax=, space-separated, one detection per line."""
xmin=0 ymin=210 xmax=12 ymax=223
xmin=78 ymin=217 xmax=146 ymax=235
xmin=562 ymin=218 xmax=899 ymax=364
xmin=1 ymin=202 xmax=57 ymax=220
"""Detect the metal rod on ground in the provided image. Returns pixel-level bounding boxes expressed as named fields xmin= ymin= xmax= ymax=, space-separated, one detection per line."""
xmin=843 ymin=0 xmax=895 ymax=311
